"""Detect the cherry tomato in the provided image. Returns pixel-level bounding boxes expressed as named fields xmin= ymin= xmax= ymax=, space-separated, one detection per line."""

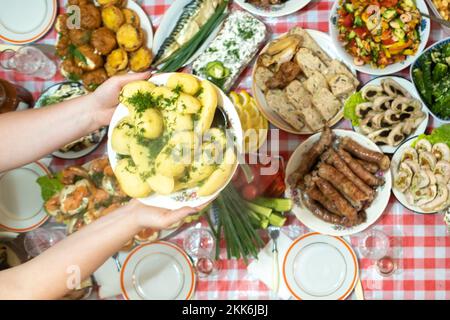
xmin=242 ymin=184 xmax=258 ymax=201
xmin=342 ymin=13 xmax=354 ymax=28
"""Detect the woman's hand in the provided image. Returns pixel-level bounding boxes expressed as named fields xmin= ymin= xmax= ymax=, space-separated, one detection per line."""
xmin=89 ymin=71 xmax=152 ymax=128
xmin=126 ymin=199 xmax=205 ymax=230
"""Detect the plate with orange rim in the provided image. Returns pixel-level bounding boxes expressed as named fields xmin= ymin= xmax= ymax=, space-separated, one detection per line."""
xmin=0 ymin=0 xmax=57 ymax=45
xmin=120 ymin=241 xmax=196 ymax=300
xmin=0 ymin=161 xmax=50 ymax=232
xmin=283 ymin=232 xmax=359 ymax=300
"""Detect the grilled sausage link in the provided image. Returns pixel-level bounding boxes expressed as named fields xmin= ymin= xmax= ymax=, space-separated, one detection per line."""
xmin=340 ymin=136 xmax=390 ymax=170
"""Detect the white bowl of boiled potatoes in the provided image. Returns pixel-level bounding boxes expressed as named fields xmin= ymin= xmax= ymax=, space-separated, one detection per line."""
xmin=107 ymin=73 xmax=243 ymax=209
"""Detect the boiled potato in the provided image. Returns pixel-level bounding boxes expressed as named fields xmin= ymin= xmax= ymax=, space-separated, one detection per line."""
xmin=114 ymin=158 xmax=152 ymax=198
xmin=129 ymin=136 xmax=155 ymax=176
xmin=129 ymin=47 xmax=152 ymax=72
xmin=197 ymin=148 xmax=237 ymax=197
xmin=167 ymin=73 xmax=200 ymax=96
xmin=195 ymin=80 xmax=218 ymax=133
xmin=163 ymin=110 xmax=193 ymax=132
xmin=188 ymin=151 xmax=216 ymax=183
xmin=147 ymin=174 xmax=174 ymax=195
xmin=105 ymin=47 xmax=128 ymax=77
xmin=177 ymin=93 xmax=202 ymax=114
xmin=101 ymin=5 xmax=125 ymax=32
xmin=119 ymin=80 xmax=155 ymax=110
xmin=111 ymin=117 xmax=134 ymax=155
xmin=122 ymin=8 xmax=140 ymax=27
xmin=134 ymin=108 xmax=163 ymax=139
xmin=203 ymin=128 xmax=227 ymax=150
xmin=117 ymin=24 xmax=143 ymax=52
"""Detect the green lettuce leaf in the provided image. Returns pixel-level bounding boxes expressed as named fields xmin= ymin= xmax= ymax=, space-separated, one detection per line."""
xmin=412 ymin=124 xmax=450 ymax=148
xmin=36 ymin=175 xmax=63 ymax=202
xmin=344 ymin=92 xmax=366 ymax=126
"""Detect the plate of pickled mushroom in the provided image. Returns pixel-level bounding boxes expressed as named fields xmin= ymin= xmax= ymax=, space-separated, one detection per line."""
xmin=107 ymin=73 xmax=242 ymax=209
xmin=345 ymin=76 xmax=429 ymax=154
xmin=392 ymin=134 xmax=450 ymax=214
xmin=286 ymin=127 xmax=392 ymax=236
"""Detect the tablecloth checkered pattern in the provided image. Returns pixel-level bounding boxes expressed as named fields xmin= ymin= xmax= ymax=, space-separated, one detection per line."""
xmin=1 ymin=0 xmax=449 ymax=300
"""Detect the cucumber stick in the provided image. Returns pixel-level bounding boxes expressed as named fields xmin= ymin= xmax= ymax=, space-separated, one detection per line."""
xmin=253 ymin=197 xmax=293 ymax=212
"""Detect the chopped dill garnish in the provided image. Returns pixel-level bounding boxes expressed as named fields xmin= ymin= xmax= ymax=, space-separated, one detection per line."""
xmin=127 ymin=91 xmax=156 ymax=114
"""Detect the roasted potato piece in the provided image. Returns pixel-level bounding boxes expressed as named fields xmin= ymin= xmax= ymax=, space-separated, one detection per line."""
xmin=167 ymin=73 xmax=200 ymax=96
xmin=129 ymin=47 xmax=152 ymax=72
xmin=90 ymin=27 xmax=117 ymax=55
xmin=105 ymin=48 xmax=128 ymax=76
xmin=97 ymin=0 xmax=122 ymax=6
xmin=69 ymin=29 xmax=92 ymax=46
xmin=116 ymin=24 xmax=143 ymax=52
xmin=60 ymin=58 xmax=84 ymax=81
xmin=80 ymin=4 xmax=101 ymax=30
xmin=74 ymin=45 xmax=104 ymax=71
xmin=122 ymin=8 xmax=140 ymax=27
xmin=68 ymin=0 xmax=92 ymax=5
xmin=102 ymin=5 xmax=125 ymax=32
xmin=82 ymin=68 xmax=108 ymax=91
xmin=114 ymin=158 xmax=152 ymax=198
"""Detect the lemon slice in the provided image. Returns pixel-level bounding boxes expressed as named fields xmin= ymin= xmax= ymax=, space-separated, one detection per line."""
xmin=229 ymin=91 xmax=242 ymax=107
xmin=239 ymin=90 xmax=252 ymax=107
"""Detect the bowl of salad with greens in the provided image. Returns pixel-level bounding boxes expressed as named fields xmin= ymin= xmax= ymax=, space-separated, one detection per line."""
xmin=411 ymin=37 xmax=450 ymax=123
xmin=330 ymin=0 xmax=430 ymax=75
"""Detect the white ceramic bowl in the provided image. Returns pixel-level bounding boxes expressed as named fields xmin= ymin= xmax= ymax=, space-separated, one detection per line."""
xmin=329 ymin=0 xmax=431 ymax=76
xmin=409 ymin=36 xmax=450 ymax=124
xmin=107 ymin=73 xmax=243 ymax=210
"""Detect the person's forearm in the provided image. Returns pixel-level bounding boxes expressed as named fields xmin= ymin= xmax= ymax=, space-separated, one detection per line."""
xmin=0 ymin=204 xmax=140 ymax=300
xmin=0 ymin=94 xmax=101 ymax=172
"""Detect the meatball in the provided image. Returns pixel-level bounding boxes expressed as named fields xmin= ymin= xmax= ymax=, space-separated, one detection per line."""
xmin=105 ymin=48 xmax=128 ymax=76
xmin=101 ymin=5 xmax=125 ymax=32
xmin=82 ymin=68 xmax=108 ymax=91
xmin=90 ymin=27 xmax=117 ymax=55
xmin=56 ymin=34 xmax=71 ymax=58
xmin=80 ymin=4 xmax=101 ymax=30
xmin=60 ymin=58 xmax=84 ymax=80
xmin=122 ymin=8 xmax=140 ymax=27
xmin=69 ymin=29 xmax=92 ymax=46
xmin=116 ymin=24 xmax=143 ymax=52
xmin=129 ymin=47 xmax=152 ymax=72
xmin=74 ymin=45 xmax=104 ymax=71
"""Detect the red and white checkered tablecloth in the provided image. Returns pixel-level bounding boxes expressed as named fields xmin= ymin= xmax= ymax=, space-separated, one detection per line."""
xmin=1 ymin=0 xmax=449 ymax=300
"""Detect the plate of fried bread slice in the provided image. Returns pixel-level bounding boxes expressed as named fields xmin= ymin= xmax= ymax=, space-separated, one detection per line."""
xmin=252 ymin=27 xmax=359 ymax=134
xmin=285 ymin=127 xmax=392 ymax=236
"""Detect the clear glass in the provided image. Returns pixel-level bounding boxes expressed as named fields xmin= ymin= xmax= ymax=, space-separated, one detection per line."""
xmin=0 ymin=46 xmax=56 ymax=79
xmin=358 ymin=228 xmax=390 ymax=260
xmin=23 ymin=227 xmax=65 ymax=258
xmin=183 ymin=228 xmax=219 ymax=278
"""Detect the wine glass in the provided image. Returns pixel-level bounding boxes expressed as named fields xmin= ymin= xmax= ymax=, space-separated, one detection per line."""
xmin=23 ymin=227 xmax=65 ymax=258
xmin=183 ymin=227 xmax=219 ymax=278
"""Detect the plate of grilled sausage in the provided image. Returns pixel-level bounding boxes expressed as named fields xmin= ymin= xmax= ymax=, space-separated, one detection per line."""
xmin=286 ymin=127 xmax=392 ymax=236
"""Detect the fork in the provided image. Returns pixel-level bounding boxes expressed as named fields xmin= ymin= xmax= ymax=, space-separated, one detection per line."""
xmin=268 ymin=226 xmax=280 ymax=295
xmin=112 ymin=252 xmax=122 ymax=272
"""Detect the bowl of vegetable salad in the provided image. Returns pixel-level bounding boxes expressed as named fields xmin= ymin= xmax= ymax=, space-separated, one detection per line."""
xmin=411 ymin=37 xmax=450 ymax=123
xmin=330 ymin=0 xmax=430 ymax=75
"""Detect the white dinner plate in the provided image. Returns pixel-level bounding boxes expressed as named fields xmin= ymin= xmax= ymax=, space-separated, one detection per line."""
xmin=285 ymin=129 xmax=392 ymax=236
xmin=152 ymin=0 xmax=225 ymax=68
xmin=251 ymin=29 xmax=357 ymax=135
xmin=0 ymin=0 xmax=57 ymax=44
xmin=390 ymin=135 xmax=442 ymax=214
xmin=120 ymin=241 xmax=196 ymax=300
xmin=107 ymin=73 xmax=243 ymax=210
xmin=352 ymin=76 xmax=429 ymax=154
xmin=329 ymin=0 xmax=431 ymax=76
xmin=0 ymin=162 xmax=50 ymax=232
xmin=283 ymin=232 xmax=359 ymax=300
xmin=235 ymin=0 xmax=311 ymax=18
